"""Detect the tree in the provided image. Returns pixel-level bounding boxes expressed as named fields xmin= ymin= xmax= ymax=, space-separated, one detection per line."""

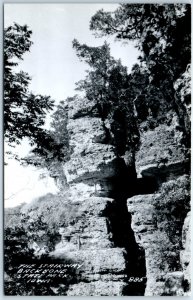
xmin=90 ymin=4 xmax=191 ymax=141
xmin=90 ymin=4 xmax=190 ymax=79
xmin=4 ymin=23 xmax=54 ymax=148
xmin=73 ymin=40 xmax=116 ymax=119
xmin=73 ymin=39 xmax=140 ymax=155
xmin=22 ymin=100 xmax=70 ymax=187
xmin=4 ymin=23 xmax=70 ymax=182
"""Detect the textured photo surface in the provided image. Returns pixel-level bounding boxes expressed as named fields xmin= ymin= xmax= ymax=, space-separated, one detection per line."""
xmin=4 ymin=3 xmax=191 ymax=296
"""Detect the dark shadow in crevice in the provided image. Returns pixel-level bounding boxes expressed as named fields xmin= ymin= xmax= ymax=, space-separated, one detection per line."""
xmin=104 ymin=198 xmax=146 ymax=296
xmin=134 ymin=176 xmax=158 ymax=195
xmin=102 ymin=160 xmax=162 ymax=295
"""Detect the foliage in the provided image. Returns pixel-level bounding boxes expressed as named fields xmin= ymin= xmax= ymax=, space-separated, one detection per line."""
xmin=4 ymin=226 xmax=35 ymax=295
xmin=4 ymin=226 xmax=35 ymax=268
xmin=21 ymin=193 xmax=84 ymax=231
xmin=73 ymin=39 xmax=140 ymax=155
xmin=151 ymin=174 xmax=190 ymax=276
xmin=4 ymin=224 xmax=77 ymax=295
xmin=90 ymin=4 xmax=191 ymax=140
xmin=5 ymin=193 xmax=85 ymax=245
xmin=90 ymin=4 xmax=190 ymax=79
xmin=4 ymin=22 xmax=71 ymax=185
xmin=21 ymin=101 xmax=70 ymax=184
xmin=153 ymin=175 xmax=190 ymax=245
xmin=4 ymin=193 xmax=84 ymax=259
xmin=4 ymin=210 xmax=59 ymax=256
xmin=4 ymin=203 xmax=25 ymax=228
xmin=4 ymin=192 xmax=85 ymax=295
xmin=4 ymin=23 xmax=54 ymax=148
xmin=141 ymin=175 xmax=190 ymax=280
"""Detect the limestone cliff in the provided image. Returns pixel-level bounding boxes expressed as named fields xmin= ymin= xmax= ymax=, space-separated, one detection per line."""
xmin=127 ymin=110 xmax=190 ymax=296
xmin=50 ymin=94 xmax=190 ymax=296
xmin=49 ymin=96 xmax=146 ymax=296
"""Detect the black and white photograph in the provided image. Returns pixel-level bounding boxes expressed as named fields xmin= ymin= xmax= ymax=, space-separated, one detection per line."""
xmin=4 ymin=3 xmax=191 ymax=296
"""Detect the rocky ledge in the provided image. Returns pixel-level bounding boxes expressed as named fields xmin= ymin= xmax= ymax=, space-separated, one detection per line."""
xmin=127 ymin=109 xmax=190 ymax=296
xmin=52 ymin=97 xmax=190 ymax=296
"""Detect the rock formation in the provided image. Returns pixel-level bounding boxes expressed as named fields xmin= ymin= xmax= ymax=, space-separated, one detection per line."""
xmin=49 ymin=96 xmax=145 ymax=295
xmin=49 ymin=93 xmax=190 ymax=296
xmin=127 ymin=110 xmax=190 ymax=296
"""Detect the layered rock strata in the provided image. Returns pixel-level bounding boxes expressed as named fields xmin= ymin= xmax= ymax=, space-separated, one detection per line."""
xmin=127 ymin=112 xmax=190 ymax=296
xmin=51 ymin=95 xmax=190 ymax=296
xmin=50 ymin=96 xmax=146 ymax=296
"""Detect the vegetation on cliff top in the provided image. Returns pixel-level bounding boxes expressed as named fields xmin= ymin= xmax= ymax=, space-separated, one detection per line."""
xmin=4 ymin=23 xmax=54 ymax=150
xmin=72 ymin=39 xmax=140 ymax=155
xmin=4 ymin=5 xmax=191 ymax=295
xmin=4 ymin=23 xmax=69 ymax=179
xmin=5 ymin=4 xmax=190 ymax=171
xmin=90 ymin=3 xmax=191 ymax=140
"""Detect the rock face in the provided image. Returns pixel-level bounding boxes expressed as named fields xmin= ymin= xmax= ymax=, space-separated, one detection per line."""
xmin=64 ymin=97 xmax=127 ymax=198
xmin=174 ymin=64 xmax=191 ymax=138
xmin=50 ymin=96 xmax=146 ymax=296
xmin=127 ymin=111 xmax=190 ymax=296
xmin=51 ymin=96 xmax=190 ymax=296
xmin=135 ymin=112 xmax=189 ymax=179
xmin=180 ymin=211 xmax=191 ymax=294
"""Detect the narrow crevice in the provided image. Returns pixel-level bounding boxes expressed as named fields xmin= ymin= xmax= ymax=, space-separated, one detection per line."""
xmin=134 ymin=176 xmax=158 ymax=194
xmin=103 ymin=163 xmax=149 ymax=296
xmin=105 ymin=197 xmax=146 ymax=295
xmin=103 ymin=161 xmax=161 ymax=295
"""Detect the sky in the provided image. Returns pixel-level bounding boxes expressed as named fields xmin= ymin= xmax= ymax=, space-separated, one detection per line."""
xmin=4 ymin=3 xmax=140 ymax=208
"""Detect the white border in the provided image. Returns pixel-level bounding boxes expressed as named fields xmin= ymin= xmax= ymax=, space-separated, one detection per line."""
xmin=0 ymin=1 xmax=192 ymax=299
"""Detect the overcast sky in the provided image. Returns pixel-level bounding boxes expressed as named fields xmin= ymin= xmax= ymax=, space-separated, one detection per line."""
xmin=4 ymin=3 xmax=140 ymax=208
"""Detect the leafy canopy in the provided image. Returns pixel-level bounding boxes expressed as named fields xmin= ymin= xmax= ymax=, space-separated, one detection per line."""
xmin=4 ymin=23 xmax=54 ymax=147
xmin=90 ymin=4 xmax=191 ymax=82
xmin=90 ymin=4 xmax=191 ymax=141
xmin=73 ymin=39 xmax=140 ymax=154
xmin=23 ymin=100 xmax=70 ymax=185
xmin=4 ymin=23 xmax=70 ymax=177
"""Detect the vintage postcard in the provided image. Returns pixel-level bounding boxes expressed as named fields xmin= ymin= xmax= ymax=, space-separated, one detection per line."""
xmin=4 ymin=3 xmax=191 ymax=296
